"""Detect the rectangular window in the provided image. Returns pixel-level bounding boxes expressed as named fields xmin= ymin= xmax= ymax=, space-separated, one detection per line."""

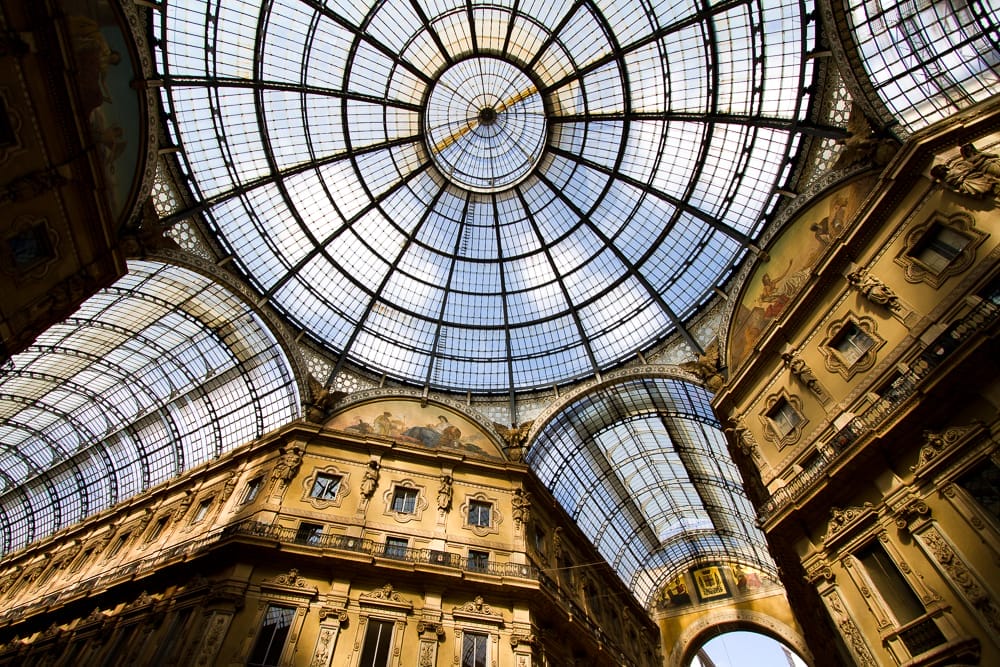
xmin=831 ymin=322 xmax=875 ymax=365
xmin=462 ymin=632 xmax=488 ymax=667
xmin=910 ymin=224 xmax=970 ymax=273
xmin=767 ymin=399 xmax=802 ymax=437
xmin=310 ymin=473 xmax=342 ymax=500
xmin=391 ymin=487 xmax=418 ymax=514
xmin=192 ymin=498 xmax=213 ymax=524
xmin=295 ymin=522 xmax=323 ymax=546
xmin=359 ymin=618 xmax=394 ymax=667
xmin=468 ymin=549 xmax=489 ymax=572
xmin=242 ymin=477 xmax=264 ymax=504
xmin=385 ymin=536 xmax=408 ymax=559
xmin=957 ymin=458 xmax=999 ymax=523
xmin=145 ymin=517 xmax=169 ymax=544
xmin=533 ymin=527 xmax=545 ymax=553
xmin=248 ymin=604 xmax=295 ymax=667
xmin=468 ymin=500 xmax=492 ymax=527
xmin=108 ymin=533 xmax=130 ymax=558
xmin=856 ymin=542 xmax=925 ymax=624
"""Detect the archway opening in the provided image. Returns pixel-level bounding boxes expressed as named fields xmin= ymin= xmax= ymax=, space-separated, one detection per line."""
xmin=690 ymin=631 xmax=808 ymax=667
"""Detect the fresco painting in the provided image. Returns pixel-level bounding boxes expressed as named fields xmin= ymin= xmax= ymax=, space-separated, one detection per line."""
xmin=62 ymin=0 xmax=142 ymax=221
xmin=328 ymin=400 xmax=503 ymax=460
xmin=728 ymin=177 xmax=875 ymax=370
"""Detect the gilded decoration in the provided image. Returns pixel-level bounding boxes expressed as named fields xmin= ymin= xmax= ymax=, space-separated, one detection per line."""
xmin=729 ymin=177 xmax=874 ymax=370
xmin=327 ymin=399 xmax=503 ymax=460
xmin=894 ymin=211 xmax=987 ymax=288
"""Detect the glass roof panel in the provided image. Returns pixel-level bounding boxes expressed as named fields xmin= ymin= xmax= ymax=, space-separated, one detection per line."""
xmin=0 ymin=261 xmax=300 ymax=555
xmin=157 ymin=0 xmax=815 ymax=394
xmin=846 ymin=0 xmax=1000 ymax=133
xmin=528 ymin=377 xmax=776 ymax=606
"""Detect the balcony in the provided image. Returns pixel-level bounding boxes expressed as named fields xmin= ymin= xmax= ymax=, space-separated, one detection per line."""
xmin=223 ymin=519 xmax=539 ymax=580
xmin=759 ymin=286 xmax=999 ymax=523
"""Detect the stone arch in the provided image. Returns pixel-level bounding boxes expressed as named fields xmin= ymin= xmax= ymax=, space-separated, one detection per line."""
xmin=667 ymin=608 xmax=811 ymax=667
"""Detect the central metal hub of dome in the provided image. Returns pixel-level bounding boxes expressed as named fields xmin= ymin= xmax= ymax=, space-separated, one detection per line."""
xmin=424 ymin=57 xmax=547 ymax=192
xmin=478 ymin=106 xmax=497 ymax=126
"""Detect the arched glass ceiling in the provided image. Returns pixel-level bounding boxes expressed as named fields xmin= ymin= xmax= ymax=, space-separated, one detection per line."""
xmin=527 ymin=377 xmax=775 ymax=607
xmin=0 ymin=261 xmax=300 ymax=554
xmin=846 ymin=0 xmax=1000 ymax=133
xmin=154 ymin=0 xmax=819 ymax=395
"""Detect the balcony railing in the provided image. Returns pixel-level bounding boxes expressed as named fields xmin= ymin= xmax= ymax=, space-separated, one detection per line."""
xmin=759 ymin=289 xmax=999 ymax=522
xmin=225 ymin=519 xmax=539 ymax=580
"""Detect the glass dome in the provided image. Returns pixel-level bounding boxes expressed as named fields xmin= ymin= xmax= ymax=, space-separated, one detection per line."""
xmin=155 ymin=0 xmax=817 ymax=394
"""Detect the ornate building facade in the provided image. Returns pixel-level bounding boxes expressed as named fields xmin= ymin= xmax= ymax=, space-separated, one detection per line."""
xmin=0 ymin=0 xmax=997 ymax=665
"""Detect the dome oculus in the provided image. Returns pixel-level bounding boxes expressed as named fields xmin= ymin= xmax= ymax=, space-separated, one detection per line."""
xmin=425 ymin=57 xmax=547 ymax=192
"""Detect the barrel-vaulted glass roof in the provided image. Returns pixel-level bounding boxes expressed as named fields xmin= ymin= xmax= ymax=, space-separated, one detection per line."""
xmin=0 ymin=261 xmax=300 ymax=554
xmin=154 ymin=0 xmax=821 ymax=395
xmin=845 ymin=0 xmax=1000 ymax=134
xmin=528 ymin=377 xmax=775 ymax=606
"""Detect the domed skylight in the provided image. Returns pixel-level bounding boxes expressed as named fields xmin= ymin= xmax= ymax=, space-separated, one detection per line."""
xmin=155 ymin=0 xmax=817 ymax=394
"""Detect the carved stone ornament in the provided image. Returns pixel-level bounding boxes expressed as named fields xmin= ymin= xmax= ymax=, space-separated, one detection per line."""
xmin=362 ymin=583 xmax=405 ymax=603
xmin=922 ymin=528 xmax=1000 ymax=634
xmin=126 ymin=591 xmax=156 ymax=609
xmin=838 ymin=618 xmax=877 ymax=667
xmin=318 ymin=606 xmax=349 ymax=624
xmin=493 ymin=420 xmax=533 ymax=461
xmin=894 ymin=499 xmax=930 ymax=531
xmin=805 ymin=561 xmax=835 ymax=583
xmin=846 ymin=268 xmax=901 ymax=311
xmin=510 ymin=632 xmax=538 ymax=647
xmin=823 ymin=503 xmax=875 ymax=543
xmin=267 ymin=568 xmax=309 ymax=588
xmin=912 ymin=424 xmax=980 ymax=474
xmin=781 ymin=348 xmax=829 ymax=401
xmin=416 ymin=620 xmax=445 ymax=638
xmin=930 ymin=143 xmax=1000 ymax=199
xmin=457 ymin=595 xmax=501 ymax=617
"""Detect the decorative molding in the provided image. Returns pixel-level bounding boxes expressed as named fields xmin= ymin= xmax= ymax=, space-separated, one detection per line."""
xmin=930 ymin=143 xmax=1000 ymax=199
xmin=461 ymin=492 xmax=502 ymax=537
xmin=261 ymin=568 xmax=318 ymax=597
xmin=758 ymin=390 xmax=807 ymax=449
xmin=358 ymin=583 xmax=413 ymax=612
xmin=894 ymin=211 xmax=987 ymax=288
xmin=823 ymin=503 xmax=876 ymax=543
xmin=302 ymin=466 xmax=350 ymax=510
xmin=821 ymin=588 xmax=877 ymax=667
xmin=912 ymin=423 xmax=984 ymax=476
xmin=920 ymin=526 xmax=1000 ymax=634
xmin=819 ymin=314 xmax=885 ymax=381
xmin=382 ymin=479 xmax=428 ymax=523
xmin=318 ymin=606 xmax=349 ymax=624
xmin=453 ymin=596 xmax=504 ymax=625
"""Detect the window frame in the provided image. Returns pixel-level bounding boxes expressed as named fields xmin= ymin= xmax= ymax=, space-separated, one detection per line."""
xmin=820 ymin=314 xmax=884 ymax=380
xmin=241 ymin=476 xmax=264 ymax=505
xmin=467 ymin=549 xmax=490 ymax=573
xmin=303 ymin=466 xmax=350 ymax=510
xmin=759 ymin=391 xmax=806 ymax=449
xmin=467 ymin=500 xmax=492 ymax=527
xmin=247 ymin=603 xmax=296 ymax=667
xmin=461 ymin=493 xmax=502 ymax=537
xmin=895 ymin=212 xmax=986 ymax=288
xmin=383 ymin=480 xmax=428 ymax=523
